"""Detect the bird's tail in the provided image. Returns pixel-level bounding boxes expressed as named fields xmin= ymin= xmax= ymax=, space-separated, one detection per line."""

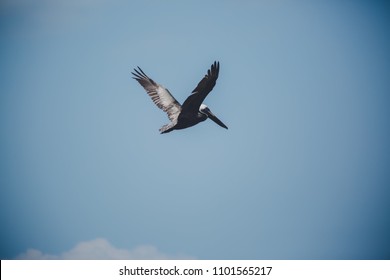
xmin=159 ymin=122 xmax=176 ymax=134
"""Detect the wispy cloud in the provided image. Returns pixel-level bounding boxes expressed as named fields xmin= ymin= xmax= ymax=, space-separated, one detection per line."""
xmin=15 ymin=238 xmax=195 ymax=260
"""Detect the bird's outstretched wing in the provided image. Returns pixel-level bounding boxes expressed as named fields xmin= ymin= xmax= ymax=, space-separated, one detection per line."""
xmin=181 ymin=61 xmax=220 ymax=115
xmin=132 ymin=67 xmax=181 ymax=122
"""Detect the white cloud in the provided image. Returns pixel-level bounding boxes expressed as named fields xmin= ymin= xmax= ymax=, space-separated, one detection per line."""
xmin=15 ymin=238 xmax=195 ymax=260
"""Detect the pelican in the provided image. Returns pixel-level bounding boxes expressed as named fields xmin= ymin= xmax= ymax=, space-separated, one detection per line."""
xmin=132 ymin=61 xmax=228 ymax=134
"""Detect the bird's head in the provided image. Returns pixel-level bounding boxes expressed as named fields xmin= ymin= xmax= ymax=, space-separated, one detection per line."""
xmin=199 ymin=104 xmax=228 ymax=130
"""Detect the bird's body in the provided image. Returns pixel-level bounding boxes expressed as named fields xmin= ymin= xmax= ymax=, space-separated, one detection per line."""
xmin=132 ymin=61 xmax=228 ymax=134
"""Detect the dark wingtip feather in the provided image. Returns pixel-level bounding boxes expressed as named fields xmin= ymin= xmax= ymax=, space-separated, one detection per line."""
xmin=136 ymin=66 xmax=149 ymax=77
xmin=131 ymin=67 xmax=152 ymax=81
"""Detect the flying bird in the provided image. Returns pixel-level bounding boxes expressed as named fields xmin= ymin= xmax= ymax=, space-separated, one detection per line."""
xmin=132 ymin=61 xmax=228 ymax=134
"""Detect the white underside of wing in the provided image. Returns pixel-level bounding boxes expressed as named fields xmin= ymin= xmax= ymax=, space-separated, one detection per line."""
xmin=132 ymin=67 xmax=182 ymax=122
xmin=153 ymin=86 xmax=181 ymax=122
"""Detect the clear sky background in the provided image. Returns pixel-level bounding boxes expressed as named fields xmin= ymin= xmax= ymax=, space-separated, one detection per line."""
xmin=1 ymin=0 xmax=389 ymax=259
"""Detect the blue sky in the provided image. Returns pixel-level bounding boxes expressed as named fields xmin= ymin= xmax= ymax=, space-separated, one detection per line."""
xmin=1 ymin=0 xmax=389 ymax=259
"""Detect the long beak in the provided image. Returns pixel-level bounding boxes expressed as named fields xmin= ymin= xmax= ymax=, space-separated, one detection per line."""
xmin=207 ymin=110 xmax=228 ymax=129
